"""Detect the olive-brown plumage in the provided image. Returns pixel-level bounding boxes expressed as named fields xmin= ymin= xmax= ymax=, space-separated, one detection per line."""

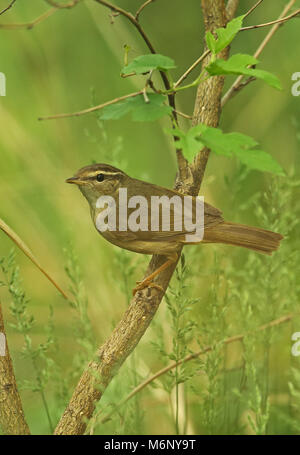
xmin=66 ymin=164 xmax=283 ymax=293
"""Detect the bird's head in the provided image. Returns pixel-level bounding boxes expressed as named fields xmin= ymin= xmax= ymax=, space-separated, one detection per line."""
xmin=66 ymin=163 xmax=128 ymax=207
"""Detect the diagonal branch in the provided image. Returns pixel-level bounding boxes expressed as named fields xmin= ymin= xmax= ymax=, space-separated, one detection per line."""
xmin=135 ymin=0 xmax=156 ymax=21
xmin=243 ymin=0 xmax=264 ymax=20
xmin=0 ymin=7 xmax=57 ymax=29
xmin=0 ymin=0 xmax=16 ymax=16
xmin=38 ymin=90 xmax=143 ymax=120
xmin=174 ymin=49 xmax=210 ymax=89
xmin=0 ymin=302 xmax=31 ymax=435
xmin=0 ymin=0 xmax=80 ymax=29
xmin=240 ymin=8 xmax=300 ymax=31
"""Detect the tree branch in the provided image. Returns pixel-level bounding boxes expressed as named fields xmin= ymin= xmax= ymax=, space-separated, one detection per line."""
xmin=174 ymin=49 xmax=210 ymax=89
xmin=243 ymin=0 xmax=264 ymax=20
xmin=38 ymin=90 xmax=143 ymax=120
xmin=54 ymin=0 xmax=229 ymax=436
xmin=0 ymin=7 xmax=57 ymax=30
xmin=0 ymin=0 xmax=16 ymax=16
xmin=240 ymin=8 xmax=300 ymax=31
xmin=0 ymin=0 xmax=80 ymax=29
xmin=0 ymin=302 xmax=31 ymax=435
xmin=135 ymin=0 xmax=156 ymax=21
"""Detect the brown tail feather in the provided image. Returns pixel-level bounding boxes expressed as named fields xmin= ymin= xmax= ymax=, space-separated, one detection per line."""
xmin=203 ymin=222 xmax=283 ymax=255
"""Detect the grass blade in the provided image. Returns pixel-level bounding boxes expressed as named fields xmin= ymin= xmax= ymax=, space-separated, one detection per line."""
xmin=0 ymin=217 xmax=68 ymax=300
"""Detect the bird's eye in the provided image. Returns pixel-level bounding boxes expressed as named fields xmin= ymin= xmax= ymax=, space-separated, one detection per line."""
xmin=96 ymin=173 xmax=104 ymax=182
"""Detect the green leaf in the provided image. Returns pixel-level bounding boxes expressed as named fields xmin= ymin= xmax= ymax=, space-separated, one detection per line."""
xmin=99 ymin=101 xmax=132 ymax=120
xmin=121 ymin=54 xmax=176 ymax=75
xmin=167 ymin=125 xmax=284 ymax=175
xmin=205 ymin=15 xmax=245 ymax=54
xmin=168 ymin=125 xmax=205 ymax=162
xmin=234 ymin=148 xmax=285 ymax=175
xmin=197 ymin=126 xmax=233 ymax=157
xmin=99 ymin=93 xmax=172 ymax=122
xmin=249 ymin=69 xmax=282 ymax=91
xmin=206 ymin=54 xmax=282 ymax=90
xmin=130 ymin=94 xmax=173 ymax=121
xmin=205 ymin=32 xmax=217 ymax=55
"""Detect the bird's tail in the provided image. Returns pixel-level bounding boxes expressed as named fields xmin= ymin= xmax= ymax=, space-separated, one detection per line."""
xmin=203 ymin=221 xmax=283 ymax=255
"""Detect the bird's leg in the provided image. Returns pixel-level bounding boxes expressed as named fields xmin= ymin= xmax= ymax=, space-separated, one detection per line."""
xmin=133 ymin=254 xmax=178 ymax=295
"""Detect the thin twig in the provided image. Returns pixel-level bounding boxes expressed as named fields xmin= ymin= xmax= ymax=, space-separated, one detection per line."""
xmin=94 ymin=0 xmax=156 ymax=54
xmin=241 ymin=8 xmax=300 ymax=31
xmin=243 ymin=0 xmax=264 ymax=19
xmin=142 ymin=86 xmax=150 ymax=103
xmin=174 ymin=109 xmax=192 ymax=120
xmin=0 ymin=7 xmax=57 ymax=29
xmin=0 ymin=0 xmax=16 ymax=16
xmin=97 ymin=312 xmax=295 ymax=426
xmin=38 ymin=90 xmax=143 ymax=120
xmin=174 ymin=50 xmax=210 ymax=88
xmin=0 ymin=0 xmax=80 ymax=29
xmin=120 ymin=71 xmax=136 ymax=78
xmin=135 ymin=0 xmax=155 ymax=21
xmin=222 ymin=0 xmax=297 ymax=107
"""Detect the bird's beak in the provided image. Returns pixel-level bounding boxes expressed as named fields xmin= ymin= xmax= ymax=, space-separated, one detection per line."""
xmin=66 ymin=176 xmax=85 ymax=185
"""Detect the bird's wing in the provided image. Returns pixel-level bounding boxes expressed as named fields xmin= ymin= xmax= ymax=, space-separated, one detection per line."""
xmin=106 ymin=181 xmax=224 ymax=242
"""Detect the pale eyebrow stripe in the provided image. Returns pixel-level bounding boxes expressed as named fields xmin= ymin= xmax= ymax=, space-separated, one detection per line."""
xmin=84 ymin=170 xmax=123 ymax=178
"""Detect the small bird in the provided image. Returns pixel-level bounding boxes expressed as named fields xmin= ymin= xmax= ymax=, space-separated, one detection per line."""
xmin=66 ymin=163 xmax=283 ymax=295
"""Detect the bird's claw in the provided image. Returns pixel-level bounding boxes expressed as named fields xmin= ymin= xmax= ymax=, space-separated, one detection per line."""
xmin=133 ymin=280 xmax=163 ymax=296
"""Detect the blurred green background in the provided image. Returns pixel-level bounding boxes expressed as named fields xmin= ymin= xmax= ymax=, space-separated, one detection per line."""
xmin=0 ymin=0 xmax=300 ymax=435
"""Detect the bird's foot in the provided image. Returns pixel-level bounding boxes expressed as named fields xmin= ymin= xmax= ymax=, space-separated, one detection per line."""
xmin=133 ymin=280 xmax=163 ymax=296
